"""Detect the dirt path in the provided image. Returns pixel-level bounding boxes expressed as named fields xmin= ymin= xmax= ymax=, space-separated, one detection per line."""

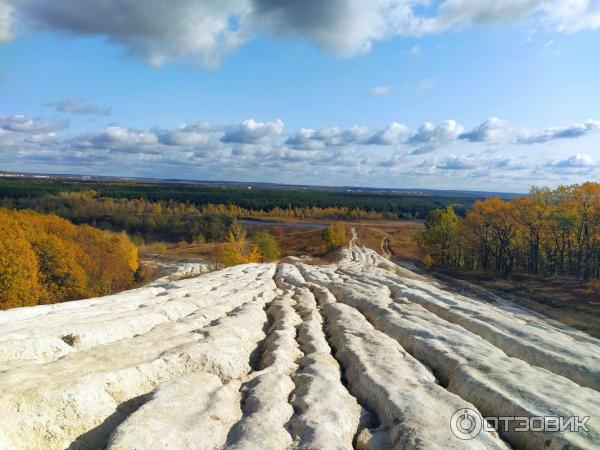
xmin=380 ymin=233 xmax=392 ymax=259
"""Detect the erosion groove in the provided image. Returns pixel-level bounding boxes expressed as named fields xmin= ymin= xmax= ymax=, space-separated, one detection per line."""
xmin=0 ymin=230 xmax=599 ymax=449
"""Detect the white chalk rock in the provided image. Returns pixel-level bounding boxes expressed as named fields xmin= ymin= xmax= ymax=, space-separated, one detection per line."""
xmin=107 ymin=373 xmax=241 ymax=450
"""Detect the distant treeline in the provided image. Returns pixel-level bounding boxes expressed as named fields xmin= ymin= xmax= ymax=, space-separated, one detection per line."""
xmin=0 ymin=178 xmax=476 ymax=219
xmin=420 ymin=182 xmax=600 ymax=281
xmin=0 ymin=209 xmax=138 ymax=309
xmin=2 ymin=191 xmax=234 ymax=243
xmin=0 ymin=190 xmax=395 ymax=243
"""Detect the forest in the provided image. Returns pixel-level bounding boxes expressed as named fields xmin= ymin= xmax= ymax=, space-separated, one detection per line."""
xmin=420 ymin=182 xmax=600 ymax=281
xmin=1 ymin=190 xmax=401 ymax=243
xmin=0 ymin=209 xmax=139 ymax=309
xmin=0 ymin=178 xmax=475 ymax=218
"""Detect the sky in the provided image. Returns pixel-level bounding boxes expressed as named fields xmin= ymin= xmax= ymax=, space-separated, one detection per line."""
xmin=1 ymin=1 xmax=600 ymax=193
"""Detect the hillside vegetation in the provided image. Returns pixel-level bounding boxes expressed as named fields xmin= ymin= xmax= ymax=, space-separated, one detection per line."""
xmin=0 ymin=209 xmax=138 ymax=309
xmin=421 ymin=182 xmax=600 ymax=281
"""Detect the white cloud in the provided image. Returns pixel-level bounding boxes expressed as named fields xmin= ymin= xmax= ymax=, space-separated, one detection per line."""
xmin=458 ymin=118 xmax=600 ymax=146
xmin=408 ymin=120 xmax=464 ymax=153
xmin=316 ymin=125 xmax=370 ymax=146
xmin=10 ymin=0 xmax=252 ymax=68
xmin=367 ymin=122 xmax=411 ymax=145
xmin=75 ymin=126 xmax=158 ymax=150
xmin=3 ymin=112 xmax=600 ymax=192
xmin=285 ymin=128 xmax=322 ymax=150
xmin=517 ymin=119 xmax=600 ymax=144
xmin=157 ymin=130 xmax=211 ymax=146
xmin=369 ymin=85 xmax=392 ymax=96
xmin=428 ymin=0 xmax=541 ymax=31
xmin=436 ymin=154 xmax=478 ymax=170
xmin=0 ymin=114 xmax=66 ymax=133
xmin=45 ymin=97 xmax=111 ymax=115
xmin=24 ymin=131 xmax=61 ymax=146
xmin=459 ymin=117 xmax=511 ymax=142
xmin=252 ymin=0 xmax=425 ymax=57
xmin=548 ymin=153 xmax=596 ymax=168
xmin=286 ymin=125 xmax=370 ymax=149
xmin=221 ymin=118 xmax=284 ymax=144
xmin=0 ymin=128 xmax=15 ymax=146
xmin=2 ymin=1 xmax=599 ymax=67
xmin=542 ymin=0 xmax=600 ymax=32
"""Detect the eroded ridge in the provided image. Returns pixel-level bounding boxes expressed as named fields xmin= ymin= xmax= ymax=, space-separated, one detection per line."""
xmin=276 ymin=264 xmax=364 ymax=449
xmin=0 ymin=232 xmax=599 ymax=450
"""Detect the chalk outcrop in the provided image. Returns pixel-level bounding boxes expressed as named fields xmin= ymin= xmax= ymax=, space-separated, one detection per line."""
xmin=1 ymin=231 xmax=599 ymax=449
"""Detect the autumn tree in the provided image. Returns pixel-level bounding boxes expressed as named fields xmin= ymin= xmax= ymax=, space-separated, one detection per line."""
xmin=253 ymin=230 xmax=280 ymax=262
xmin=323 ymin=224 xmax=347 ymax=251
xmin=420 ymin=183 xmax=600 ymax=282
xmin=0 ymin=208 xmax=139 ymax=309
xmin=29 ymin=233 xmax=87 ymax=303
xmin=420 ymin=206 xmax=461 ymax=266
xmin=221 ymin=222 xmax=262 ymax=267
xmin=0 ymin=210 xmax=42 ymax=308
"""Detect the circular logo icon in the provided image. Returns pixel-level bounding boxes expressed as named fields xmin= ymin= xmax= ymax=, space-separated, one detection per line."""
xmin=450 ymin=408 xmax=483 ymax=440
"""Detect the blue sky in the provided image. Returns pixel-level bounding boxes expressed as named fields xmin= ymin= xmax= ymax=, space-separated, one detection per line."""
xmin=1 ymin=1 xmax=599 ymax=192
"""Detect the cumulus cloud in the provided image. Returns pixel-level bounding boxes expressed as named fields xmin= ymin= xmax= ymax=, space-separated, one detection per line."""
xmin=548 ymin=153 xmax=596 ymax=168
xmin=459 ymin=118 xmax=600 ymax=146
xmin=9 ymin=0 xmax=251 ymax=68
xmin=488 ymin=157 xmax=527 ymax=170
xmin=251 ymin=0 xmax=426 ymax=56
xmin=2 ymin=1 xmax=599 ymax=67
xmin=45 ymin=97 xmax=111 ymax=115
xmin=428 ymin=0 xmax=541 ymax=32
xmin=0 ymin=128 xmax=15 ymax=146
xmin=3 ymin=112 xmax=600 ymax=191
xmin=74 ymin=126 xmax=158 ymax=150
xmin=0 ymin=114 xmax=66 ymax=133
xmin=315 ymin=126 xmax=370 ymax=146
xmin=285 ymin=129 xmax=322 ymax=150
xmin=286 ymin=125 xmax=371 ymax=149
xmin=156 ymin=130 xmax=211 ymax=146
xmin=459 ymin=117 xmax=511 ymax=142
xmin=283 ymin=116 xmax=600 ymax=151
xmin=367 ymin=122 xmax=411 ymax=145
xmin=24 ymin=131 xmax=61 ymax=146
xmin=221 ymin=118 xmax=284 ymax=144
xmin=152 ymin=121 xmax=221 ymax=147
xmin=436 ymin=155 xmax=478 ymax=170
xmin=408 ymin=120 xmax=464 ymax=153
xmin=517 ymin=119 xmax=600 ymax=144
xmin=542 ymin=0 xmax=600 ymax=32
xmin=369 ymin=85 xmax=392 ymax=96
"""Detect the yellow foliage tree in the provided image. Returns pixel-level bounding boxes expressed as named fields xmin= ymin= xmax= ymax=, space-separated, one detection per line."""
xmin=0 ymin=210 xmax=42 ymax=309
xmin=323 ymin=224 xmax=347 ymax=251
xmin=221 ymin=222 xmax=262 ymax=267
xmin=420 ymin=182 xmax=600 ymax=281
xmin=0 ymin=208 xmax=139 ymax=309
